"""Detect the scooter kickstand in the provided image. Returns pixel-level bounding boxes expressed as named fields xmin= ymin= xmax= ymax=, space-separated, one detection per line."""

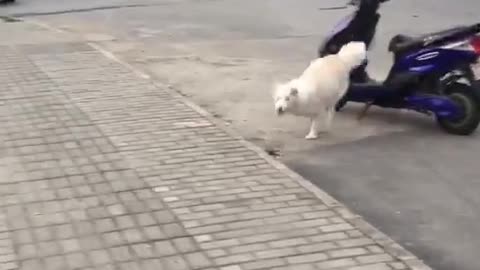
xmin=357 ymin=101 xmax=373 ymax=121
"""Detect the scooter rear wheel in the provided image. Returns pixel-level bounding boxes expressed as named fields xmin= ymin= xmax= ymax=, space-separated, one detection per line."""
xmin=437 ymin=83 xmax=480 ymax=135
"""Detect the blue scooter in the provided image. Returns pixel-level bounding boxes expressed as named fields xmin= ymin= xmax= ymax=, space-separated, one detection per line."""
xmin=319 ymin=0 xmax=480 ymax=135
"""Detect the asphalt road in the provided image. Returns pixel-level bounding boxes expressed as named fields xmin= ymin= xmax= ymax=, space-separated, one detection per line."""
xmin=3 ymin=1 xmax=480 ymax=270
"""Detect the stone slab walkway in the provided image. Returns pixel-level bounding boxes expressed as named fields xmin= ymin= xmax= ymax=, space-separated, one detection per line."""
xmin=0 ymin=19 xmax=431 ymax=270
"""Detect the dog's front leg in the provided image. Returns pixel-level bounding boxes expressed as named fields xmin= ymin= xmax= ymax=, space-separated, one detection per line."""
xmin=305 ymin=117 xmax=320 ymax=140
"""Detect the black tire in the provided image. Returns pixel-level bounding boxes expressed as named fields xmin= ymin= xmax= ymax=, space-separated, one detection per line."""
xmin=437 ymin=83 xmax=480 ymax=135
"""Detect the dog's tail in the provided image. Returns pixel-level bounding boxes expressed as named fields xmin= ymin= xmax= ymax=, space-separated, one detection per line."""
xmin=337 ymin=42 xmax=367 ymax=69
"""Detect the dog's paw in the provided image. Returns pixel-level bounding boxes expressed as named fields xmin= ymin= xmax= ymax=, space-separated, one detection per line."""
xmin=305 ymin=133 xmax=318 ymax=140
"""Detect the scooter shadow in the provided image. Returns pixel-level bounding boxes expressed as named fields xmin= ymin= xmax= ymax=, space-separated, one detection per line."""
xmin=339 ymin=103 xmax=447 ymax=136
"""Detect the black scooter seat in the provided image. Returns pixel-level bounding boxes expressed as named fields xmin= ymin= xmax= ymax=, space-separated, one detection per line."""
xmin=347 ymin=81 xmax=405 ymax=104
xmin=388 ymin=25 xmax=473 ymax=53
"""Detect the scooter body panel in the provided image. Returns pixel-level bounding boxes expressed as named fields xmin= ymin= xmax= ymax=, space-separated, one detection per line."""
xmin=393 ymin=48 xmax=478 ymax=76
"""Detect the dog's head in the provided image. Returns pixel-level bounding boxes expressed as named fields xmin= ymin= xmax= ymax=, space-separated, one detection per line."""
xmin=273 ymin=80 xmax=299 ymax=116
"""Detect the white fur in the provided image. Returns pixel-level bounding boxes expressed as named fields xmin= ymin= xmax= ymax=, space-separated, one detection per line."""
xmin=273 ymin=42 xmax=367 ymax=139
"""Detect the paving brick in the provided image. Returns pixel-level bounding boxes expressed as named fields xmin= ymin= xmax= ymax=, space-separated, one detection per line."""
xmin=286 ymin=253 xmax=328 ymax=264
xmin=173 ymin=237 xmax=198 ymax=253
xmin=216 ymin=206 xmax=250 ymax=216
xmin=80 ymin=235 xmax=104 ymax=250
xmin=347 ymin=230 xmax=365 ymax=238
xmin=356 ymin=253 xmax=394 ymax=264
xmin=153 ymin=210 xmax=176 ymax=224
xmin=2 ymin=261 xmax=18 ymax=270
xmin=241 ymin=233 xmax=279 ymax=244
xmin=230 ymin=243 xmax=268 ymax=254
xmin=144 ymin=225 xmax=167 ymax=241
xmin=297 ymin=242 xmax=337 ymax=253
xmin=201 ymin=239 xmax=240 ymax=249
xmin=269 ymin=237 xmax=309 ymax=248
xmin=59 ymin=238 xmax=81 ymax=253
xmin=132 ymin=243 xmax=155 ymax=259
xmin=136 ymin=213 xmax=157 ymax=226
xmin=119 ymin=261 xmax=142 ymax=270
xmin=328 ymin=247 xmax=368 ymax=258
xmin=263 ymin=214 xmax=303 ymax=225
xmin=66 ymin=252 xmax=91 ymax=268
xmin=255 ymin=247 xmax=298 ymax=259
xmin=220 ymin=266 xmax=242 ymax=270
xmin=0 ymin=35 xmax=421 ymax=270
xmin=17 ymin=243 xmax=36 ymax=259
xmin=281 ymin=264 xmax=322 ymax=270
xmin=110 ymin=246 xmax=134 ymax=262
xmin=140 ymin=259 xmax=164 ymax=270
xmin=162 ymin=223 xmax=187 ymax=238
xmin=37 ymin=241 xmax=62 ymax=257
xmin=319 ymin=223 xmax=354 ymax=233
xmin=367 ymin=245 xmax=385 ymax=254
xmin=179 ymin=211 xmax=213 ymax=220
xmin=89 ymin=249 xmax=112 ymax=265
xmin=202 ymin=215 xmax=238 ymax=225
xmin=20 ymin=259 xmax=44 ymax=270
xmin=154 ymin=240 xmax=177 ymax=256
xmin=12 ymin=230 xmax=33 ymax=245
xmin=242 ymin=258 xmax=286 ymax=270
xmin=161 ymin=255 xmax=189 ymax=270
xmin=389 ymin=262 xmax=408 ymax=269
xmin=185 ymin=252 xmax=213 ymax=268
xmin=206 ymin=249 xmax=228 ymax=258
xmin=336 ymin=237 xmax=374 ymax=248
xmin=301 ymin=210 xmax=336 ymax=219
xmin=349 ymin=263 xmax=393 ymax=270
xmin=122 ymin=228 xmax=146 ymax=244
xmin=44 ymin=255 xmax=67 ymax=269
xmin=94 ymin=218 xmax=116 ymax=233
xmin=215 ymin=254 xmax=256 ymax=265
xmin=310 ymin=232 xmax=349 ymax=243
xmin=316 ymin=258 xmax=357 ymax=269
xmin=75 ymin=221 xmax=95 ymax=236
xmin=115 ymin=215 xmax=136 ymax=229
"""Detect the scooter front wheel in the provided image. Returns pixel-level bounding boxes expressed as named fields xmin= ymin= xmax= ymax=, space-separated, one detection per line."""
xmin=437 ymin=83 xmax=480 ymax=135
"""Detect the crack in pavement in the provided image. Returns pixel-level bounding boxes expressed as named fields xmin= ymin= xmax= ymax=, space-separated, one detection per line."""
xmin=8 ymin=2 xmax=175 ymax=17
xmin=318 ymin=6 xmax=349 ymax=10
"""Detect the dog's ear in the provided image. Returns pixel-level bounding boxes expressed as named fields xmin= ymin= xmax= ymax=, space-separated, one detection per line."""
xmin=290 ymin=88 xmax=298 ymax=96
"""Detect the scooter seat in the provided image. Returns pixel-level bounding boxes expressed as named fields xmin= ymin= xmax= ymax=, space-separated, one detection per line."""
xmin=347 ymin=82 xmax=396 ymax=103
xmin=388 ymin=25 xmax=472 ymax=53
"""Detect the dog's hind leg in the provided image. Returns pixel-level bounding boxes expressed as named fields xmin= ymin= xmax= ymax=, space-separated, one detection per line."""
xmin=305 ymin=117 xmax=320 ymax=140
xmin=324 ymin=107 xmax=335 ymax=132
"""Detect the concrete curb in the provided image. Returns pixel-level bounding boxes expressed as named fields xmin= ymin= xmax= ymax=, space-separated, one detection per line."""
xmin=25 ymin=18 xmax=433 ymax=270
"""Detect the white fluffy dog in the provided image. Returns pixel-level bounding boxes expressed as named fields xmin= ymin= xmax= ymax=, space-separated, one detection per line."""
xmin=273 ymin=42 xmax=367 ymax=139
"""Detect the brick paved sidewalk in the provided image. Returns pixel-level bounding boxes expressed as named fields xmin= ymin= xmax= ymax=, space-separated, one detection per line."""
xmin=0 ymin=20 xmax=430 ymax=270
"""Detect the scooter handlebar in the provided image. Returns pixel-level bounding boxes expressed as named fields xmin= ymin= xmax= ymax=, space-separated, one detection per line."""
xmin=347 ymin=0 xmax=390 ymax=6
